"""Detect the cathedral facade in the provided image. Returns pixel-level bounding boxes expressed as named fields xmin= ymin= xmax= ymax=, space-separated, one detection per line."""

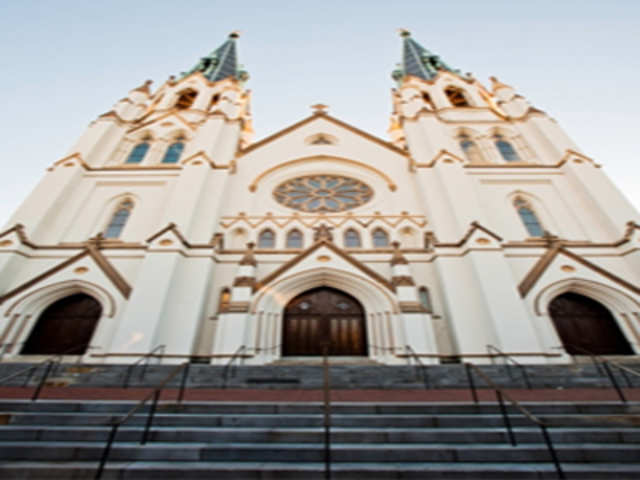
xmin=1 ymin=31 xmax=639 ymax=365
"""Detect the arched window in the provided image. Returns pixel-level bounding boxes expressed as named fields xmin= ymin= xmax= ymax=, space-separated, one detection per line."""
xmin=175 ymin=89 xmax=197 ymax=109
xmin=514 ymin=197 xmax=544 ymax=237
xmin=218 ymin=288 xmax=231 ymax=313
xmin=444 ymin=86 xmax=470 ymax=107
xmin=494 ymin=134 xmax=521 ymax=162
xmin=104 ymin=200 xmax=134 ymax=239
xmin=125 ymin=141 xmax=150 ymax=164
xmin=372 ymin=228 xmax=389 ymax=248
xmin=418 ymin=287 xmax=433 ymax=313
xmin=344 ymin=228 xmax=361 ymax=248
xmin=209 ymin=94 xmax=220 ymax=110
xmin=258 ymin=229 xmax=275 ymax=248
xmin=161 ymin=139 xmax=185 ymax=164
xmin=422 ymin=92 xmax=434 ymax=109
xmin=458 ymin=134 xmax=483 ymax=163
xmin=286 ymin=229 xmax=303 ymax=248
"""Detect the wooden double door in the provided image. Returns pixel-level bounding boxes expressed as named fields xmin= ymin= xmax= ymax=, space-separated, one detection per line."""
xmin=549 ymin=292 xmax=633 ymax=355
xmin=21 ymin=294 xmax=101 ymax=355
xmin=283 ymin=287 xmax=367 ymax=356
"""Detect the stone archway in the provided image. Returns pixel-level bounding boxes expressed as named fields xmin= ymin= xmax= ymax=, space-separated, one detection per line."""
xmin=21 ymin=294 xmax=102 ymax=355
xmin=548 ymin=292 xmax=633 ymax=355
xmin=282 ymin=287 xmax=367 ymax=356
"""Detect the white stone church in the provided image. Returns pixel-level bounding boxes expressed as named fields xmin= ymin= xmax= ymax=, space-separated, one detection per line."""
xmin=1 ymin=31 xmax=639 ymax=365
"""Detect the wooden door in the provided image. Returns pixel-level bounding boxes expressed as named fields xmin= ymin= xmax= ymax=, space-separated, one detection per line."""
xmin=283 ymin=287 xmax=367 ymax=356
xmin=548 ymin=292 xmax=633 ymax=355
xmin=21 ymin=294 xmax=102 ymax=355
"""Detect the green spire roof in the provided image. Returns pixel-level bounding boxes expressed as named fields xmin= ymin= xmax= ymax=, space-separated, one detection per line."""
xmin=182 ymin=32 xmax=249 ymax=83
xmin=392 ymin=30 xmax=465 ymax=83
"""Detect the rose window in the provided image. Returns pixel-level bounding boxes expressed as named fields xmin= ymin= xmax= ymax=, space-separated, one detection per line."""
xmin=273 ymin=175 xmax=373 ymax=213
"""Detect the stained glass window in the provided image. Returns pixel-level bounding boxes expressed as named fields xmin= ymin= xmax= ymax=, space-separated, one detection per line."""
xmin=344 ymin=229 xmax=361 ymax=248
xmin=514 ymin=198 xmax=544 ymax=237
xmin=161 ymin=142 xmax=184 ymax=164
xmin=286 ymin=229 xmax=303 ymax=248
xmin=495 ymin=135 xmax=521 ymax=162
xmin=273 ymin=175 xmax=373 ymax=213
xmin=125 ymin=142 xmax=149 ymax=164
xmin=104 ymin=200 xmax=133 ymax=239
xmin=258 ymin=229 xmax=275 ymax=248
xmin=372 ymin=228 xmax=389 ymax=248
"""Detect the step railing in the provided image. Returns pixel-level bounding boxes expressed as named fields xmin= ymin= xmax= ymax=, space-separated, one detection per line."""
xmin=404 ymin=345 xmax=430 ymax=388
xmin=94 ymin=361 xmax=190 ymax=480
xmin=559 ymin=344 xmax=640 ymax=403
xmin=321 ymin=343 xmax=331 ymax=480
xmin=486 ymin=344 xmax=532 ymax=389
xmin=121 ymin=344 xmax=166 ymax=388
xmin=0 ymin=342 xmax=94 ymax=400
xmin=464 ymin=362 xmax=565 ymax=479
xmin=222 ymin=345 xmax=248 ymax=388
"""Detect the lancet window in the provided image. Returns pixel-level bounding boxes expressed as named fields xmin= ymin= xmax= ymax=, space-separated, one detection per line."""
xmin=161 ymin=138 xmax=185 ymax=164
xmin=218 ymin=288 xmax=231 ymax=313
xmin=514 ymin=197 xmax=544 ymax=237
xmin=258 ymin=229 xmax=276 ymax=248
xmin=494 ymin=134 xmax=521 ymax=162
xmin=286 ymin=229 xmax=303 ymax=248
xmin=458 ymin=134 xmax=483 ymax=163
xmin=344 ymin=229 xmax=361 ymax=248
xmin=418 ymin=287 xmax=433 ymax=313
xmin=444 ymin=86 xmax=470 ymax=107
xmin=125 ymin=140 xmax=150 ymax=164
xmin=372 ymin=228 xmax=389 ymax=248
xmin=104 ymin=199 xmax=134 ymax=239
xmin=175 ymin=89 xmax=198 ymax=109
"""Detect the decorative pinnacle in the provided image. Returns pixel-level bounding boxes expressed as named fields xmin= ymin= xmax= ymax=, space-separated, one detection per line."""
xmin=229 ymin=30 xmax=241 ymax=39
xmin=311 ymin=104 xmax=329 ymax=114
xmin=397 ymin=28 xmax=411 ymax=38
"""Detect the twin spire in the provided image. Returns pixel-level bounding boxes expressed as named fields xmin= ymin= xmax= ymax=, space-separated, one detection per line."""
xmin=182 ymin=31 xmax=249 ymax=83
xmin=181 ymin=30 xmax=461 ymax=86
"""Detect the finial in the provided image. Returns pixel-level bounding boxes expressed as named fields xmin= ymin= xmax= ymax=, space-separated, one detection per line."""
xmin=490 ymin=76 xmax=512 ymax=92
xmin=313 ymin=224 xmax=334 ymax=242
xmin=311 ymin=104 xmax=329 ymax=114
xmin=398 ymin=28 xmax=411 ymax=38
xmin=229 ymin=30 xmax=241 ymax=39
xmin=240 ymin=242 xmax=257 ymax=266
xmin=391 ymin=241 xmax=409 ymax=265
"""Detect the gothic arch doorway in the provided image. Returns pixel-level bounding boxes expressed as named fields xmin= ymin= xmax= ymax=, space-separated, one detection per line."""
xmin=21 ymin=294 xmax=102 ymax=355
xmin=282 ymin=287 xmax=367 ymax=356
xmin=548 ymin=292 xmax=633 ymax=355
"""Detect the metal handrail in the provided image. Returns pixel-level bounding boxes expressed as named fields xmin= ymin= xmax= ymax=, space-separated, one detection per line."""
xmin=94 ymin=361 xmax=190 ymax=480
xmin=322 ymin=343 xmax=331 ymax=480
xmin=404 ymin=345 xmax=430 ymax=388
xmin=558 ymin=344 xmax=640 ymax=403
xmin=121 ymin=344 xmax=166 ymax=388
xmin=464 ymin=363 xmax=565 ymax=479
xmin=486 ymin=344 xmax=532 ymax=389
xmin=222 ymin=345 xmax=247 ymax=387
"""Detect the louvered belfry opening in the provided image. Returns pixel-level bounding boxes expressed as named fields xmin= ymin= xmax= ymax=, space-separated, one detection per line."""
xmin=283 ymin=287 xmax=367 ymax=356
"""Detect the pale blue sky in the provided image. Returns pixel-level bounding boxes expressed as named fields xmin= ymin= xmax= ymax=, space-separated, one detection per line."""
xmin=1 ymin=0 xmax=639 ymax=228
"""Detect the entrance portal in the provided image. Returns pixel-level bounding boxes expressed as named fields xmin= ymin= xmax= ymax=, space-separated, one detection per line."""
xmin=548 ymin=292 xmax=633 ymax=355
xmin=283 ymin=287 xmax=367 ymax=356
xmin=21 ymin=294 xmax=102 ymax=355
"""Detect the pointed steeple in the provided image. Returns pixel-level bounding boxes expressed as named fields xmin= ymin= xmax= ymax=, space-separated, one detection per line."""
xmin=392 ymin=29 xmax=466 ymax=84
xmin=182 ymin=31 xmax=249 ymax=84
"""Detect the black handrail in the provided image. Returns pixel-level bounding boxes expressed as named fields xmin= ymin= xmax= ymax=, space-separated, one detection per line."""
xmin=94 ymin=361 xmax=190 ymax=480
xmin=465 ymin=362 xmax=565 ymax=479
xmin=486 ymin=344 xmax=532 ymax=389
xmin=222 ymin=345 xmax=247 ymax=388
xmin=121 ymin=344 xmax=166 ymax=388
xmin=322 ymin=343 xmax=331 ymax=480
xmin=404 ymin=345 xmax=430 ymax=388
xmin=559 ymin=344 xmax=640 ymax=403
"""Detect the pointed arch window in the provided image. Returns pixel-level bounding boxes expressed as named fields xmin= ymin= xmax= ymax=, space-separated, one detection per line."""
xmin=175 ymin=89 xmax=198 ymax=109
xmin=286 ymin=229 xmax=303 ymax=248
xmin=161 ymin=138 xmax=185 ymax=164
xmin=444 ymin=86 xmax=470 ymax=107
xmin=514 ymin=197 xmax=544 ymax=237
xmin=344 ymin=228 xmax=361 ymax=248
xmin=125 ymin=141 xmax=150 ymax=164
xmin=418 ymin=287 xmax=433 ymax=313
xmin=258 ymin=229 xmax=275 ymax=248
xmin=494 ymin=134 xmax=521 ymax=162
xmin=422 ymin=92 xmax=434 ymax=109
xmin=372 ymin=228 xmax=389 ymax=248
xmin=218 ymin=288 xmax=231 ymax=313
xmin=104 ymin=200 xmax=134 ymax=239
xmin=458 ymin=134 xmax=483 ymax=163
